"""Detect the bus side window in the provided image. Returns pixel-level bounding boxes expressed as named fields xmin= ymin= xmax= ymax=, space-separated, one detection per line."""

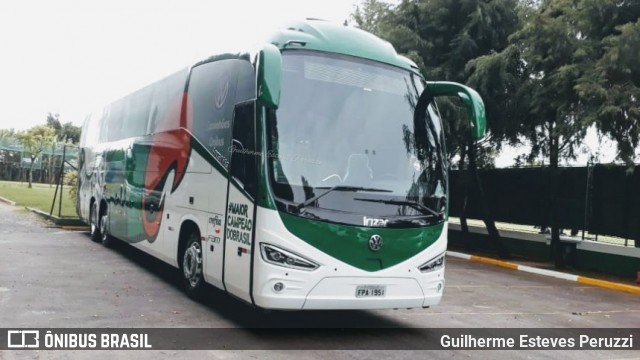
xmin=189 ymin=60 xmax=238 ymax=169
xmin=99 ymin=106 xmax=110 ymax=143
xmin=230 ymin=101 xmax=257 ymax=199
xmin=128 ymin=85 xmax=152 ymax=138
xmin=107 ymin=99 xmax=125 ymax=142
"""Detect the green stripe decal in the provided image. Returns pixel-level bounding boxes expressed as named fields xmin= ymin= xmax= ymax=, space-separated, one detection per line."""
xmin=279 ymin=212 xmax=444 ymax=272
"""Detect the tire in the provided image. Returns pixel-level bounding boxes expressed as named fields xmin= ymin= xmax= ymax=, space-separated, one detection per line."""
xmin=181 ymin=232 xmax=204 ymax=299
xmin=99 ymin=207 xmax=114 ymax=248
xmin=89 ymin=202 xmax=101 ymax=242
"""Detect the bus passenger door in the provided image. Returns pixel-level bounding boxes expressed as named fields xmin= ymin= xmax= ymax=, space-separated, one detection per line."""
xmin=223 ymin=102 xmax=258 ymax=303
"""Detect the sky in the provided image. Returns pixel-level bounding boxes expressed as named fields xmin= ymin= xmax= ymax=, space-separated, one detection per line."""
xmin=494 ymin=126 xmax=617 ymax=167
xmin=0 ymin=0 xmax=359 ymax=130
xmin=0 ymin=0 xmax=619 ymax=166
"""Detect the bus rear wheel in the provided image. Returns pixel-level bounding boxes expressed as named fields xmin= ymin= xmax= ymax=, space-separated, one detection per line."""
xmin=90 ymin=202 xmax=101 ymax=243
xmin=181 ymin=233 xmax=204 ymax=299
xmin=99 ymin=207 xmax=114 ymax=248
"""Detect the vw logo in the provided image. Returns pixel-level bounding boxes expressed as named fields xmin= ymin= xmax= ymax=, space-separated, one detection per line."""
xmin=369 ymin=235 xmax=383 ymax=252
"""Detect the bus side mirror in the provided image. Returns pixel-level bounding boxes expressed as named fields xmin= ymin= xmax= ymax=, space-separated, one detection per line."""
xmin=425 ymin=81 xmax=486 ymax=140
xmin=257 ymin=44 xmax=282 ymax=109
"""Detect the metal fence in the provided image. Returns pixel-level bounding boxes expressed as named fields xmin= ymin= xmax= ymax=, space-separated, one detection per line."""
xmin=449 ymin=164 xmax=640 ymax=246
xmin=0 ymin=143 xmax=79 ymax=183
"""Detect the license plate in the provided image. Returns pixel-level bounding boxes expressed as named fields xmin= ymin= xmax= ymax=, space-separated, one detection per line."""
xmin=355 ymin=285 xmax=386 ymax=298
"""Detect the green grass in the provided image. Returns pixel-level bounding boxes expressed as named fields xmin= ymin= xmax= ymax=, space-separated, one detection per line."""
xmin=0 ymin=180 xmax=77 ymax=218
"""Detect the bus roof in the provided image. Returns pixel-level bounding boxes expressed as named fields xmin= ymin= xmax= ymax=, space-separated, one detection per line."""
xmin=267 ymin=19 xmax=419 ymax=72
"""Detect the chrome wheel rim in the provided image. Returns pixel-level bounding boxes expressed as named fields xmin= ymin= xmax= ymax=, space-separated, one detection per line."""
xmin=100 ymin=214 xmax=108 ymax=242
xmin=183 ymin=241 xmax=202 ymax=288
xmin=90 ymin=205 xmax=98 ymax=236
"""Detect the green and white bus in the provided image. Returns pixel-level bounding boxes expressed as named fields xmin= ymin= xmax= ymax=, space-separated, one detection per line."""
xmin=77 ymin=19 xmax=485 ymax=310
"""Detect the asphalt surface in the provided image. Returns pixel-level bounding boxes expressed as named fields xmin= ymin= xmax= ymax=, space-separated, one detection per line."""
xmin=0 ymin=202 xmax=638 ymax=359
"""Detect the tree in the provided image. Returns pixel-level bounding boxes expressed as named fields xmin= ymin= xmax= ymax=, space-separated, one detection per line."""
xmin=64 ymin=170 xmax=78 ymax=202
xmin=46 ymin=113 xmax=62 ymax=135
xmin=351 ymin=0 xmax=393 ymax=34
xmin=498 ymin=0 xmax=640 ymax=266
xmin=46 ymin=112 xmax=81 ymax=143
xmin=42 ymin=112 xmax=81 ymax=185
xmin=0 ymin=129 xmax=17 ymax=158
xmin=0 ymin=129 xmax=16 ymax=143
xmin=17 ymin=125 xmax=55 ymax=188
xmin=60 ymin=122 xmax=81 ymax=144
xmin=0 ymin=129 xmax=18 ymax=179
xmin=574 ymin=0 xmax=640 ymax=165
xmin=486 ymin=0 xmax=592 ymax=266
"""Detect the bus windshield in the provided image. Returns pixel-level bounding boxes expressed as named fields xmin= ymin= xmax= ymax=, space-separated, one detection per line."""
xmin=267 ymin=51 xmax=447 ymax=227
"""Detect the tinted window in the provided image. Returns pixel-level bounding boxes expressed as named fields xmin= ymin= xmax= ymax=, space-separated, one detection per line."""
xmin=128 ymin=85 xmax=152 ymax=137
xmin=231 ymin=102 xmax=257 ymax=197
xmin=109 ymin=98 xmax=126 ymax=141
xmin=235 ymin=60 xmax=256 ymax=103
xmin=82 ymin=111 xmax=101 ymax=146
xmin=189 ymin=59 xmax=242 ymax=169
xmin=149 ymin=68 xmax=188 ymax=134
xmin=267 ymin=51 xmax=446 ymax=226
xmin=99 ymin=97 xmax=129 ymax=142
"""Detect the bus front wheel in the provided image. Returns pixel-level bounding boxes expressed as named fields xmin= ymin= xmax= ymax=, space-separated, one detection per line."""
xmin=181 ymin=233 xmax=204 ymax=299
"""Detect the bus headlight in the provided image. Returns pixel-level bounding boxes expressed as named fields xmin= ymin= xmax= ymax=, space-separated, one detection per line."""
xmin=418 ymin=253 xmax=445 ymax=273
xmin=260 ymin=243 xmax=319 ymax=271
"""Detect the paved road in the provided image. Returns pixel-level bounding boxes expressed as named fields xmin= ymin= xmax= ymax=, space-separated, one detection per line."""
xmin=0 ymin=202 xmax=638 ymax=359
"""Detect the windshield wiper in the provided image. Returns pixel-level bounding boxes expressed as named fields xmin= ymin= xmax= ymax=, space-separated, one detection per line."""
xmin=353 ymin=197 xmax=445 ymax=217
xmin=295 ymin=186 xmax=392 ymax=211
